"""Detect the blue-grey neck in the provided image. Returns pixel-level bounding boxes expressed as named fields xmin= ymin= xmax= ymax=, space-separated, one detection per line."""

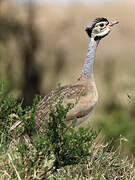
xmin=81 ymin=38 xmax=99 ymax=79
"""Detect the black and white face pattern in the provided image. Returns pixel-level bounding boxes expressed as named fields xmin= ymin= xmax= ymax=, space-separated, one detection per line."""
xmin=92 ymin=20 xmax=111 ymax=40
xmin=85 ymin=17 xmax=118 ymax=40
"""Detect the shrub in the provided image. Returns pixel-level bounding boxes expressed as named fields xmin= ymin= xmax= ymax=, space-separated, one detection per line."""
xmin=36 ymin=94 xmax=97 ymax=170
xmin=0 ymin=81 xmax=20 ymax=152
xmin=0 ymin=82 xmax=97 ymax=178
xmin=0 ymin=82 xmax=135 ymax=179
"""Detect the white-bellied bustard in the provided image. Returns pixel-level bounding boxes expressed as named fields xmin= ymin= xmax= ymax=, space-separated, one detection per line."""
xmin=10 ymin=17 xmax=119 ymax=132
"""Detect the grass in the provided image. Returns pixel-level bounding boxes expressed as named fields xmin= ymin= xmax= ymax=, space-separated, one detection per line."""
xmin=0 ymin=82 xmax=135 ymax=179
xmin=0 ymin=135 xmax=135 ymax=179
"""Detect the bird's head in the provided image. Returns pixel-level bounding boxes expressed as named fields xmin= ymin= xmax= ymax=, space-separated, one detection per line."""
xmin=85 ymin=17 xmax=119 ymax=40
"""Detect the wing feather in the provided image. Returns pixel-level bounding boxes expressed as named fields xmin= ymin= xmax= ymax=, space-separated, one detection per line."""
xmin=10 ymin=84 xmax=88 ymax=133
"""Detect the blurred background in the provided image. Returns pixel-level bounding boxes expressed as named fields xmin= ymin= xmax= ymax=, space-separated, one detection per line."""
xmin=1 ymin=0 xmax=135 ymax=155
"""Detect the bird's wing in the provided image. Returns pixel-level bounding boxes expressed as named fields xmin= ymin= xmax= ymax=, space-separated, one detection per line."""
xmin=10 ymin=84 xmax=88 ymax=132
xmin=36 ymin=84 xmax=88 ymax=122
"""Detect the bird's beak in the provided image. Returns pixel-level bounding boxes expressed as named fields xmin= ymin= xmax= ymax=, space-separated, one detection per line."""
xmin=109 ymin=20 xmax=119 ymax=27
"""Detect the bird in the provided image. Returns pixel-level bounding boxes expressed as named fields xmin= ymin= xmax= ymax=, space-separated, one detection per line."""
xmin=10 ymin=17 xmax=119 ymax=133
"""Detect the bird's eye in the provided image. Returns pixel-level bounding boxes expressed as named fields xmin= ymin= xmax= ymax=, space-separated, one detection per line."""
xmin=99 ymin=23 xmax=104 ymax=27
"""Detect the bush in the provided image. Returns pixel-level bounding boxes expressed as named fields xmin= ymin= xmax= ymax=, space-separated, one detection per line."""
xmin=36 ymin=94 xmax=97 ymax=169
xmin=0 ymin=81 xmax=20 ymax=152
xmin=0 ymin=82 xmax=135 ymax=179
xmin=0 ymin=82 xmax=98 ymax=178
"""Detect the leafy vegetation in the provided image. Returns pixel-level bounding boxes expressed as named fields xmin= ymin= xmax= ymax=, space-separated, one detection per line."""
xmin=0 ymin=81 xmax=20 ymax=151
xmin=0 ymin=82 xmax=135 ymax=179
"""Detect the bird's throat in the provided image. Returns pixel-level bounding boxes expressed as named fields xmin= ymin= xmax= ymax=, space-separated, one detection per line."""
xmin=81 ymin=38 xmax=99 ymax=79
